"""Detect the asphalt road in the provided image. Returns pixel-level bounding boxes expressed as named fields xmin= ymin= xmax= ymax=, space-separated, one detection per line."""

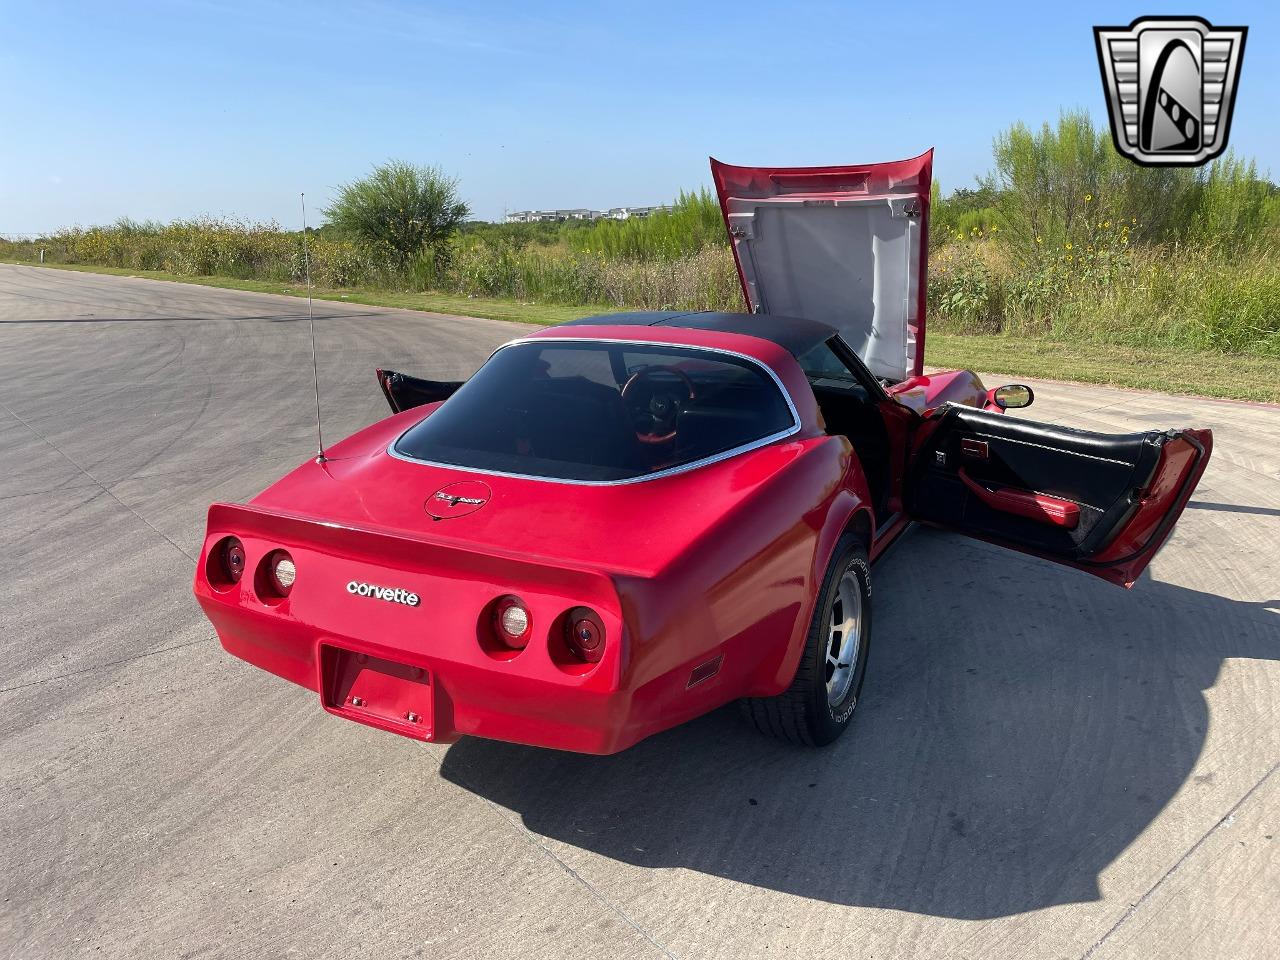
xmin=1 ymin=263 xmax=1277 ymax=960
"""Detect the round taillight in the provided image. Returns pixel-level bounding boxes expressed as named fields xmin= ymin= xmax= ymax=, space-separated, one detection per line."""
xmin=565 ymin=606 xmax=605 ymax=663
xmin=269 ymin=551 xmax=296 ymax=596
xmin=493 ymin=595 xmax=531 ymax=648
xmin=223 ymin=538 xmax=246 ymax=583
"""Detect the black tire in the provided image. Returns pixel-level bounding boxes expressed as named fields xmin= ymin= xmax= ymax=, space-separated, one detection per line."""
xmin=740 ymin=533 xmax=872 ymax=746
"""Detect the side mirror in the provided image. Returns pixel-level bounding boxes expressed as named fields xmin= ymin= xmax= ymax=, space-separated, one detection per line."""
xmin=992 ymin=384 xmax=1034 ymax=410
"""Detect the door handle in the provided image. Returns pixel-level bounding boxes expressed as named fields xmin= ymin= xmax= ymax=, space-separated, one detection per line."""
xmin=958 ymin=469 xmax=1080 ymax=529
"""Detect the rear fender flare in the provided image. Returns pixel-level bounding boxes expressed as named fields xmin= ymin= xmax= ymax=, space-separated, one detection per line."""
xmin=753 ymin=461 xmax=875 ymax=696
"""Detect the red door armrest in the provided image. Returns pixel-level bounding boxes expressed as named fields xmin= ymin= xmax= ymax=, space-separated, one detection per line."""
xmin=959 ymin=469 xmax=1081 ymax=529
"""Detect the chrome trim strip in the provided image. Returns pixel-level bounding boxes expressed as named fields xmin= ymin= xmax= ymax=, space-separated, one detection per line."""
xmin=385 ymin=337 xmax=804 ymax=487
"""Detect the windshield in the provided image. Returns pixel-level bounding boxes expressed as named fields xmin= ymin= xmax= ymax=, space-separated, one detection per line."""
xmin=393 ymin=340 xmax=797 ymax=482
xmin=796 ymin=339 xmax=860 ymax=384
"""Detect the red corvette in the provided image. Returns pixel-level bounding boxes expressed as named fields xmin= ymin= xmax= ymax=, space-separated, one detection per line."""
xmin=194 ymin=153 xmax=1212 ymax=754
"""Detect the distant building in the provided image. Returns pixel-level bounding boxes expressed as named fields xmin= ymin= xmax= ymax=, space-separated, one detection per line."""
xmin=504 ymin=210 xmax=562 ymax=223
xmin=606 ymin=205 xmax=671 ymax=220
xmin=504 ymin=204 xmax=671 ymax=224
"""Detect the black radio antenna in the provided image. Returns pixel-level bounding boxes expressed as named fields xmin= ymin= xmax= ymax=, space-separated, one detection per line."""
xmin=300 ymin=192 xmax=326 ymax=463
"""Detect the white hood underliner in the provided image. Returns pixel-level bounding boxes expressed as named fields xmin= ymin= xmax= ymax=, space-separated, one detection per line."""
xmin=712 ymin=152 xmax=933 ymax=382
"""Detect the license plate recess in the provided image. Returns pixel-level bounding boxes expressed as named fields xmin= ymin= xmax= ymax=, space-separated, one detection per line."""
xmin=319 ymin=645 xmax=433 ymax=740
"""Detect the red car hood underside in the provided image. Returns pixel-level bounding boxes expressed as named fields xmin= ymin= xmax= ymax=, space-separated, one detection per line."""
xmin=711 ymin=151 xmax=933 ymax=383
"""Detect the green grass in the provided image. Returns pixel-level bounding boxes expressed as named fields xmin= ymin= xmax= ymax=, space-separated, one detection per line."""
xmin=928 ymin=333 xmax=1280 ymax=403
xmin=5 ymin=259 xmax=1275 ymax=402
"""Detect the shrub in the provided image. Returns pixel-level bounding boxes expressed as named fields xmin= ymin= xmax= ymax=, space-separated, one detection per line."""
xmin=928 ymin=243 xmax=1004 ymax=333
xmin=565 ymin=190 xmax=727 ymax=260
xmin=324 ymin=161 xmax=469 ymax=266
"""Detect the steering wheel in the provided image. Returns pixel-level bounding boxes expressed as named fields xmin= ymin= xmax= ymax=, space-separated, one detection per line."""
xmin=621 ymin=365 xmax=696 ymax=444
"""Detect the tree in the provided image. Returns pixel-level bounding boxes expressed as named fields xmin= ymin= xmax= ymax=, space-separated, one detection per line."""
xmin=982 ymin=110 xmax=1196 ymax=259
xmin=324 ymin=161 xmax=470 ymax=266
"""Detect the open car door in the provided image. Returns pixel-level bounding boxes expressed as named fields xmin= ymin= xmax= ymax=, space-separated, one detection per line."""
xmin=907 ymin=405 xmax=1212 ymax=587
xmin=377 ymin=368 xmax=464 ymax=413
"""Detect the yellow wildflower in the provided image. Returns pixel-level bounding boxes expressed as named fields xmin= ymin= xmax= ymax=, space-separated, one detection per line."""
xmin=1065 ymin=241 xmax=1073 ymax=250
xmin=1084 ymin=194 xmax=1093 ymax=202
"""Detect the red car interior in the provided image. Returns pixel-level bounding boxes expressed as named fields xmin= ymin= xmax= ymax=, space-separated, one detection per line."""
xmin=908 ymin=405 xmax=1210 ymax=584
xmin=958 ymin=469 xmax=1082 ymax=529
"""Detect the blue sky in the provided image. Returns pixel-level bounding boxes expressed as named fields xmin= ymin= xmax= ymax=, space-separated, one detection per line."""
xmin=1 ymin=1 xmax=1274 ymax=232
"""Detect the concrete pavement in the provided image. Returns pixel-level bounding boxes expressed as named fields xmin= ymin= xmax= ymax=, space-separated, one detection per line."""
xmin=1 ymin=263 xmax=1276 ymax=959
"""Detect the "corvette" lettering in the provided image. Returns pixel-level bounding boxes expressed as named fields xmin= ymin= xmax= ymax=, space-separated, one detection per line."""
xmin=346 ymin=580 xmax=421 ymax=607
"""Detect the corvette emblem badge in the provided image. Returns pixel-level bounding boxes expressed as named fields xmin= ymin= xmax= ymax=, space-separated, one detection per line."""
xmin=346 ymin=580 xmax=420 ymax=607
xmin=1094 ymin=16 xmax=1247 ymax=167
xmin=426 ymin=480 xmax=492 ymax=520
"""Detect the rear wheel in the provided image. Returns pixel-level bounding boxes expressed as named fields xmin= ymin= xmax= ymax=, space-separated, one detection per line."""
xmin=740 ymin=534 xmax=872 ymax=746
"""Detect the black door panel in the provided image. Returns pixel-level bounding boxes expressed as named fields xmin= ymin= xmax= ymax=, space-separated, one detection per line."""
xmin=377 ymin=369 xmax=465 ymax=413
xmin=909 ymin=406 xmax=1165 ymax=559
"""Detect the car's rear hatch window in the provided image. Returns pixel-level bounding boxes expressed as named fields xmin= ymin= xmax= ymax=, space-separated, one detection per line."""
xmin=392 ymin=341 xmax=797 ymax=482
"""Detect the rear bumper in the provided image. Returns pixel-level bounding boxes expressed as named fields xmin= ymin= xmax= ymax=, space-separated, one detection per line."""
xmin=194 ymin=500 xmax=788 ymax=754
xmin=192 ymin=502 xmax=663 ymax=755
xmin=209 ymin=599 xmax=660 ymax=757
xmin=204 ymin=596 xmax=646 ymax=755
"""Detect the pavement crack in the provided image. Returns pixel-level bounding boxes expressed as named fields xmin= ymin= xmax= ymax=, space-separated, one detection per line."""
xmin=0 ymin=634 xmax=215 ymax=695
xmin=0 ymin=396 xmax=197 ymax=563
xmin=1079 ymin=759 xmax=1280 ymax=959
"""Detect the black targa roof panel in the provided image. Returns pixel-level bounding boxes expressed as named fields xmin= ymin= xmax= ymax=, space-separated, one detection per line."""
xmin=557 ymin=311 xmax=837 ymax=360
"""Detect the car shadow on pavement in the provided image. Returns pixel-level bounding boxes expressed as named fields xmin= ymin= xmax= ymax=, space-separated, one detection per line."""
xmin=441 ymin=530 xmax=1280 ymax=920
xmin=1188 ymin=499 xmax=1280 ymax=518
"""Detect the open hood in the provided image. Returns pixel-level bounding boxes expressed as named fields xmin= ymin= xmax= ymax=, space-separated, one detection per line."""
xmin=711 ymin=150 xmax=932 ymax=382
